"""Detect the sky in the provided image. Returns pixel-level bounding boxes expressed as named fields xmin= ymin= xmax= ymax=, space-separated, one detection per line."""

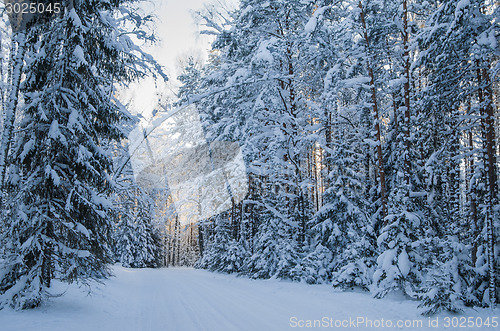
xmin=123 ymin=0 xmax=241 ymax=214
xmin=129 ymin=102 xmax=248 ymax=224
xmin=146 ymin=0 xmax=213 ymax=76
xmin=121 ymin=0 xmax=234 ymax=119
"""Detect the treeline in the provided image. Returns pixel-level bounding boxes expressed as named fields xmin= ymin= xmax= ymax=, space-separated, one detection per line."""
xmin=177 ymin=0 xmax=499 ymax=314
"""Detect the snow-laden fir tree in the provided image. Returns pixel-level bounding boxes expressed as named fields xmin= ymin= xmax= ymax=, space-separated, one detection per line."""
xmin=111 ymin=126 xmax=163 ymax=269
xmin=197 ymin=212 xmax=247 ymax=273
xmin=316 ymin=129 xmax=375 ymax=289
xmin=0 ymin=0 xmax=163 ymax=309
xmin=176 ymin=56 xmax=202 ymax=106
xmin=113 ymin=189 xmax=163 ymax=269
xmin=368 ymin=0 xmax=430 ymax=300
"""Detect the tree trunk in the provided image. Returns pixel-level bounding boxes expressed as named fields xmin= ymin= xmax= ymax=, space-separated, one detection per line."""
xmin=0 ymin=32 xmax=26 ymax=189
xmin=402 ymin=0 xmax=411 ymax=188
xmin=324 ymin=107 xmax=333 ymax=186
xmin=469 ymin=129 xmax=479 ymax=265
xmin=176 ymin=217 xmax=181 ymax=266
xmin=480 ymin=67 xmax=498 ymax=307
xmin=358 ymin=1 xmax=387 ymax=221
xmin=42 ymin=220 xmax=54 ymax=288
xmin=198 ymin=222 xmax=204 ymax=257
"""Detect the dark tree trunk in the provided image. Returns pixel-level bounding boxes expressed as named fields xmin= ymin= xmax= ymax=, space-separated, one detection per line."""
xmin=358 ymin=1 xmax=388 ymax=221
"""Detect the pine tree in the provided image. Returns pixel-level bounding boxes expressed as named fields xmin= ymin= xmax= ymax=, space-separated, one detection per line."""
xmin=111 ymin=123 xmax=163 ymax=269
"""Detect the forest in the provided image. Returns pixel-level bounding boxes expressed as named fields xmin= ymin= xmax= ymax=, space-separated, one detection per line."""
xmin=0 ymin=0 xmax=498 ymax=318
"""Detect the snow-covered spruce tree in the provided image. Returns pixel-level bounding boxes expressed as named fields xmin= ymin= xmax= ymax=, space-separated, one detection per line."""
xmin=416 ymin=236 xmax=468 ymax=315
xmin=370 ymin=0 xmax=431 ymax=300
xmin=410 ymin=0 xmax=473 ymax=314
xmin=373 ymin=181 xmax=426 ymax=299
xmin=176 ymin=56 xmax=202 ymax=106
xmin=111 ymin=129 xmax=163 ymax=269
xmin=0 ymin=0 xmax=162 ymax=309
xmin=113 ymin=189 xmax=162 ymax=269
xmin=307 ymin=153 xmax=374 ymax=287
xmin=197 ymin=212 xmax=247 ymax=273
xmin=314 ymin=127 xmax=375 ymax=289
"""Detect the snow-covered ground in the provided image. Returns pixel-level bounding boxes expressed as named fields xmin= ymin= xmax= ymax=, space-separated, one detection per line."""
xmin=0 ymin=266 xmax=497 ymax=331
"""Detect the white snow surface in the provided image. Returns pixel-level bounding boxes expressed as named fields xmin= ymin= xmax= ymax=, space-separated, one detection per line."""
xmin=0 ymin=265 xmax=497 ymax=331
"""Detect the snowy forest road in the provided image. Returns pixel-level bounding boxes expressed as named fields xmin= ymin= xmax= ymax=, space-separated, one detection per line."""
xmin=0 ymin=266 xmax=496 ymax=331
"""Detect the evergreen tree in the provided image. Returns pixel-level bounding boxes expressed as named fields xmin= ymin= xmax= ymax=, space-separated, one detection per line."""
xmin=0 ymin=0 xmax=162 ymax=309
xmin=197 ymin=213 xmax=247 ymax=273
xmin=113 ymin=190 xmax=162 ymax=268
